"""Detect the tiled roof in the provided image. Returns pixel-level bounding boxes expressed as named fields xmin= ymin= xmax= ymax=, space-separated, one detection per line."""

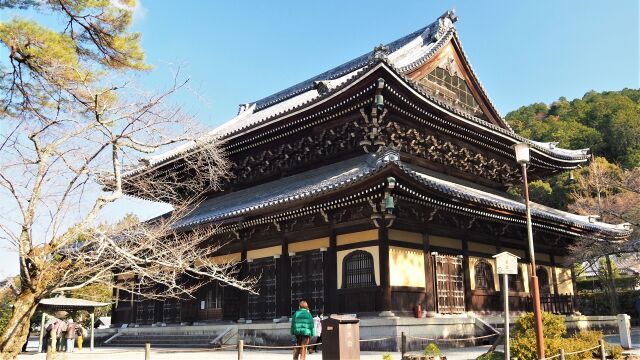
xmin=399 ymin=163 xmax=631 ymax=238
xmin=39 ymin=297 xmax=109 ymax=309
xmin=174 ymin=154 xmax=382 ymax=228
xmin=172 ymin=153 xmax=631 ymax=239
xmin=133 ymin=12 xmax=456 ymax=171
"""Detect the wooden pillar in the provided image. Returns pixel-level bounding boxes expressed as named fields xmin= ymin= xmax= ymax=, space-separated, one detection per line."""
xmin=130 ymin=276 xmax=137 ymax=324
xmin=90 ymin=311 xmax=95 ymax=351
xmin=238 ymin=236 xmax=249 ymax=321
xmin=550 ymin=254 xmax=560 ymax=295
xmin=278 ymin=236 xmax=291 ymax=318
xmin=462 ymin=236 xmax=473 ymax=312
xmin=378 ymin=226 xmax=393 ymax=315
xmin=422 ymin=232 xmax=436 ymax=313
xmin=111 ymin=276 xmax=119 ymax=324
xmin=327 ymin=230 xmax=338 ymax=314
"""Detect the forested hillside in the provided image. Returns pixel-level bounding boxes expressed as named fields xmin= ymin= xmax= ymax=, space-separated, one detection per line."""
xmin=506 ymin=89 xmax=640 ymax=169
xmin=505 ymin=89 xmax=640 ymax=210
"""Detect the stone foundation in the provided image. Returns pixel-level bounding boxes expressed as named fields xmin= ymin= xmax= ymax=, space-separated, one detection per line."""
xmin=94 ymin=314 xmax=622 ymax=351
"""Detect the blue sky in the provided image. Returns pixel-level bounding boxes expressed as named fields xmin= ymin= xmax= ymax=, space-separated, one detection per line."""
xmin=131 ymin=1 xmax=639 ymax=126
xmin=0 ymin=1 xmax=638 ymax=277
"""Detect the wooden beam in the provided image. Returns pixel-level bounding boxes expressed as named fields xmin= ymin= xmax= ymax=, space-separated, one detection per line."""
xmin=326 ymin=229 xmax=338 ymax=314
xmin=462 ymin=236 xmax=473 ymax=311
xmin=238 ymin=236 xmax=248 ymax=321
xmin=378 ymin=226 xmax=392 ymax=314
xmin=550 ymin=254 xmax=560 ymax=295
xmin=423 ymin=232 xmax=436 ymax=314
xmin=278 ymin=236 xmax=291 ymax=318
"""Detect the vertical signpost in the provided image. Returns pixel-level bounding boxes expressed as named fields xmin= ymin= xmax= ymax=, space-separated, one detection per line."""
xmin=493 ymin=252 xmax=520 ymax=360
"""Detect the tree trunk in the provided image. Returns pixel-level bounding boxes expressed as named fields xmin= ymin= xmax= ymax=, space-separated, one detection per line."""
xmin=605 ymin=255 xmax=619 ymax=315
xmin=0 ymin=290 xmax=39 ymax=360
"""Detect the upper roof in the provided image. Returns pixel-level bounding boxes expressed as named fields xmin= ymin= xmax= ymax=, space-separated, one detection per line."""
xmin=123 ymin=10 xmax=590 ymax=181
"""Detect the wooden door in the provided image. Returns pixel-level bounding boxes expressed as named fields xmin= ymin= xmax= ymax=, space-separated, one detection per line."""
xmin=248 ymin=258 xmax=277 ymax=320
xmin=434 ymin=254 xmax=465 ymax=314
xmin=135 ymin=300 xmax=155 ymax=325
xmin=290 ymin=251 xmax=324 ymax=316
xmin=162 ymin=299 xmax=181 ymax=324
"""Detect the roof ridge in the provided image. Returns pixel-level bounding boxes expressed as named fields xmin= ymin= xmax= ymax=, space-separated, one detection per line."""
xmin=249 ymin=12 xmax=455 ymax=112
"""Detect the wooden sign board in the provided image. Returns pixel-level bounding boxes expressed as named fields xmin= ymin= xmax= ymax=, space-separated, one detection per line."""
xmin=492 ymin=251 xmax=520 ymax=275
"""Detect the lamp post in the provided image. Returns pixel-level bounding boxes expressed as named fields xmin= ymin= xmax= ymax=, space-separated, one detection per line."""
xmin=513 ymin=142 xmax=545 ymax=359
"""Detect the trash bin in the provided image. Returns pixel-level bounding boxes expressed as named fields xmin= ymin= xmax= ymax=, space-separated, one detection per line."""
xmin=322 ymin=315 xmax=360 ymax=360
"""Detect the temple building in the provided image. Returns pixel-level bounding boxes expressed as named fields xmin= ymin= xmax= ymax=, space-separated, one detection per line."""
xmin=110 ymin=10 xmax=631 ymax=326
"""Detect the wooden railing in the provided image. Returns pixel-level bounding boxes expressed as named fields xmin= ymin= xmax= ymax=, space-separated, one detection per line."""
xmin=537 ymin=294 xmax=575 ymax=315
xmin=471 ymin=291 xmax=575 ymax=315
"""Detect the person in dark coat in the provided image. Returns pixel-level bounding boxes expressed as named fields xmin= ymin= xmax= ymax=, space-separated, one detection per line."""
xmin=290 ymin=300 xmax=315 ymax=360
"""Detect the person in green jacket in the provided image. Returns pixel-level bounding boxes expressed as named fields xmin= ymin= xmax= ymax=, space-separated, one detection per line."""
xmin=291 ymin=300 xmax=315 ymax=360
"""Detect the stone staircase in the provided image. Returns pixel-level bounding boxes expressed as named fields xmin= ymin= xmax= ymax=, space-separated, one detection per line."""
xmin=103 ymin=326 xmax=237 ymax=348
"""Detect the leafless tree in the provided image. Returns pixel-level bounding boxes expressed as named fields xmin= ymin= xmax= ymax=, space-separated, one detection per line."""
xmin=0 ymin=68 xmax=256 ymax=359
xmin=567 ymin=158 xmax=639 ymax=314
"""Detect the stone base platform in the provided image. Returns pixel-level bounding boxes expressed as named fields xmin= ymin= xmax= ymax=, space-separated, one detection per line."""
xmin=95 ymin=314 xmax=621 ymax=352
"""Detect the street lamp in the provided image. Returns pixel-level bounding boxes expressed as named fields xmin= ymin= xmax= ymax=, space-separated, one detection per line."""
xmin=513 ymin=142 xmax=546 ymax=359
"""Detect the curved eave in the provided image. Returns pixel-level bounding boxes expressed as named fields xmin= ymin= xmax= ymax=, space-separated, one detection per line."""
xmin=375 ymin=61 xmax=590 ymax=169
xmin=392 ymin=163 xmax=631 ymax=241
xmin=123 ymin=58 xmax=589 ymax=184
xmin=170 ymin=155 xmax=629 ymax=241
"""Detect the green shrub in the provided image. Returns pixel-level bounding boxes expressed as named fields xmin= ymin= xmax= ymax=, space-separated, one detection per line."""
xmin=424 ymin=342 xmax=443 ymax=358
xmin=382 ymin=353 xmax=393 ymax=360
xmin=511 ymin=312 xmax=616 ymax=360
xmin=571 ymin=330 xmax=604 ymax=359
xmin=511 ymin=312 xmax=568 ymax=360
xmin=609 ymin=344 xmax=623 ymax=360
xmin=476 ymin=351 xmax=504 ymax=360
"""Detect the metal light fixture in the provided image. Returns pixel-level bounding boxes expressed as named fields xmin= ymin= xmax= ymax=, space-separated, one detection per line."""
xmin=514 ymin=142 xmax=545 ymax=359
xmin=512 ymin=142 xmax=531 ymax=164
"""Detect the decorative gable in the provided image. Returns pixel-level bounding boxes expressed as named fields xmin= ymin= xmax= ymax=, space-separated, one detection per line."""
xmin=414 ymin=52 xmax=484 ymax=118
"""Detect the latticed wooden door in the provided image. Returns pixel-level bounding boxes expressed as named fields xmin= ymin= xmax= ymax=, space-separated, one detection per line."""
xmin=434 ymin=254 xmax=465 ymax=314
xmin=290 ymin=251 xmax=324 ymax=315
xmin=162 ymin=299 xmax=181 ymax=323
xmin=248 ymin=258 xmax=277 ymax=320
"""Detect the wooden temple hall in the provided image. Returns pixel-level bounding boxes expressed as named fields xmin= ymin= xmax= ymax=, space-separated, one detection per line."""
xmin=111 ymin=10 xmax=631 ymax=325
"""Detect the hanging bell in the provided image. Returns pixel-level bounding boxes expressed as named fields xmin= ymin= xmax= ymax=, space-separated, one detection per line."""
xmin=375 ymin=94 xmax=384 ymax=110
xmin=384 ymin=194 xmax=395 ymax=212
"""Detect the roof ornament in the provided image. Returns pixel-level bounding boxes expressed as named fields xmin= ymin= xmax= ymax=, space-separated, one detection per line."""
xmin=375 ymin=146 xmax=400 ymax=167
xmin=313 ymin=81 xmax=331 ymax=95
xmin=370 ymin=44 xmax=390 ymax=62
xmin=358 ymin=78 xmax=388 ymax=153
xmin=237 ymin=103 xmax=253 ymax=115
xmin=432 ymin=9 xmax=459 ymax=41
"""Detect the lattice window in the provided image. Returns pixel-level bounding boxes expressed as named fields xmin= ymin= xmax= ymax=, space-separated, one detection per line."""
xmin=474 ymin=260 xmax=495 ymax=291
xmin=537 ymin=267 xmax=551 ymax=294
xmin=342 ymin=250 xmax=376 ymax=289
xmin=418 ymin=66 xmax=482 ymax=116
xmin=508 ymin=264 xmax=525 ymax=292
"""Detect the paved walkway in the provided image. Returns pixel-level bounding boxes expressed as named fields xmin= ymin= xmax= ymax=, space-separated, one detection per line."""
xmin=16 ymin=330 xmax=640 ymax=360
xmin=17 ymin=345 xmax=499 ymax=360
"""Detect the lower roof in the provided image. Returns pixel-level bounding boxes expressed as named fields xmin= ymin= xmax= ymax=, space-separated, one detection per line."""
xmin=174 ymin=153 xmax=631 ymax=240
